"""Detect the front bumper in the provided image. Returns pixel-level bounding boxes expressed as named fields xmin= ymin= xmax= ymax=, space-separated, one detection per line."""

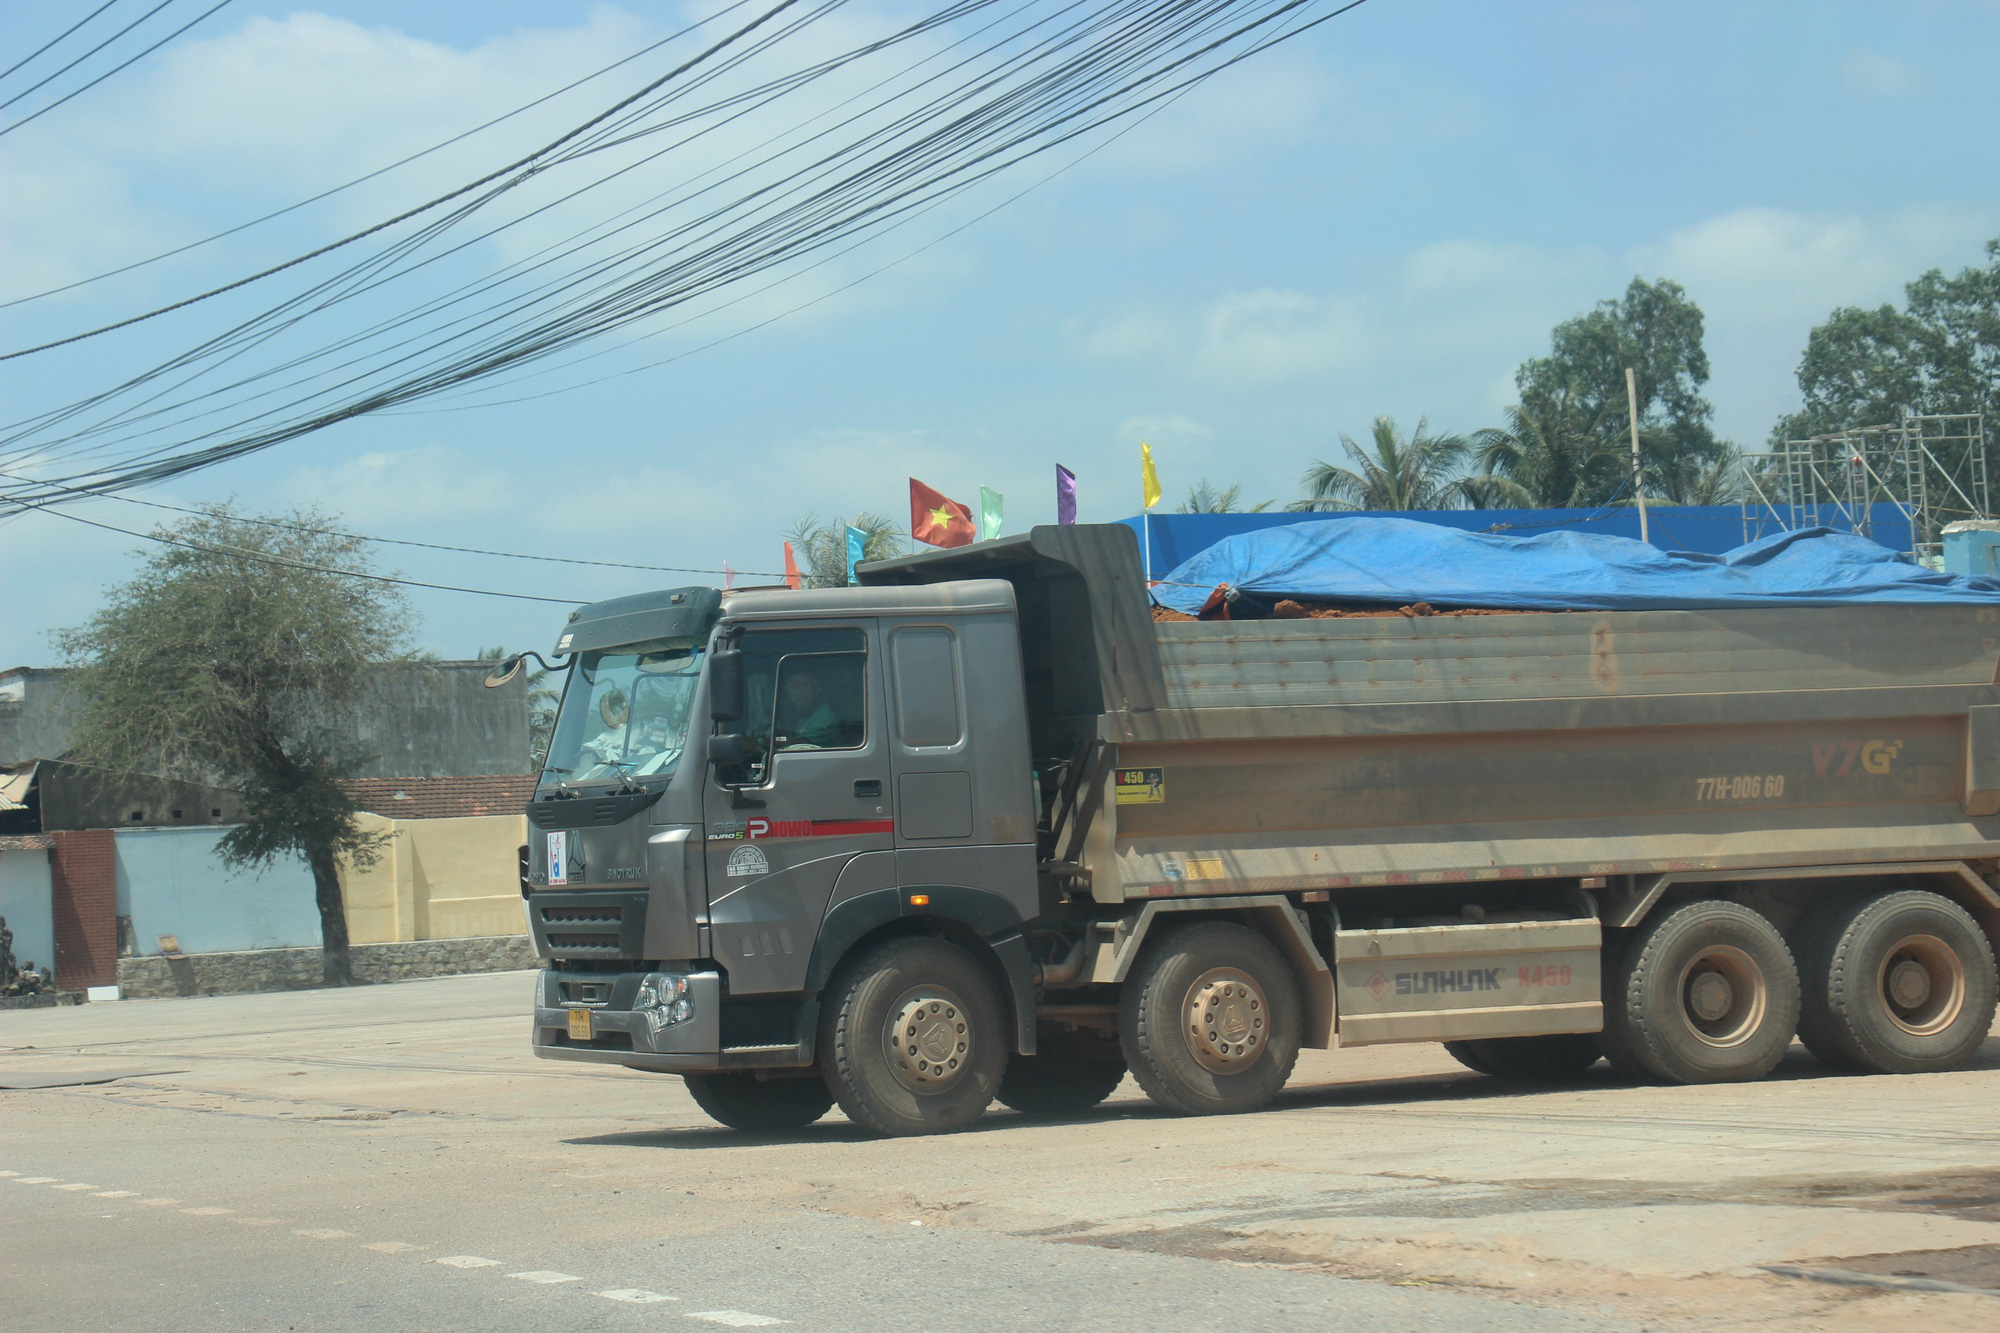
xmin=531 ymin=968 xmax=722 ymax=1072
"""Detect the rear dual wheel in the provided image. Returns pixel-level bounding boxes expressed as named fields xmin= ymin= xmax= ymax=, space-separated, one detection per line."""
xmin=1118 ymin=923 xmax=1301 ymax=1115
xmin=1793 ymin=890 xmax=1997 ymax=1074
xmin=1598 ymin=900 xmax=1800 ymax=1084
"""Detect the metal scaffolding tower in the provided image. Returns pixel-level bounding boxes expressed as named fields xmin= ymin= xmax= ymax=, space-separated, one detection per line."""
xmin=1740 ymin=412 xmax=1989 ymax=562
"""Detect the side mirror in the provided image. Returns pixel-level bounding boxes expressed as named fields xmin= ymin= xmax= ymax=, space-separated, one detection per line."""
xmin=707 ymin=733 xmax=746 ymax=766
xmin=482 ymin=654 xmax=523 ymax=688
xmin=709 ymin=648 xmax=744 ymax=721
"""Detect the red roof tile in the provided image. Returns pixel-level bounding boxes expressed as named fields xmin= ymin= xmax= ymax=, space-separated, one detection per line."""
xmin=343 ymin=775 xmax=535 ymax=819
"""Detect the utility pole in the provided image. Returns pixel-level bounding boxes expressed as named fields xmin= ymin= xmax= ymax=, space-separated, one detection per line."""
xmin=1626 ymin=366 xmax=1649 ymax=545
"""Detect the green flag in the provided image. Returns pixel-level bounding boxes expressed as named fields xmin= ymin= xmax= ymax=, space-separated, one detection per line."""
xmin=978 ymin=486 xmax=1003 ymax=542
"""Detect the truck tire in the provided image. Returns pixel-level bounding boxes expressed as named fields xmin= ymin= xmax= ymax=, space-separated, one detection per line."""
xmin=819 ymin=936 xmax=1006 ymax=1137
xmin=995 ymin=1043 xmax=1127 ymax=1117
xmin=1118 ymin=922 xmax=1301 ymax=1116
xmin=682 ymin=1072 xmax=833 ymax=1132
xmin=1793 ymin=890 xmax=1998 ymax=1075
xmin=1444 ymin=1034 xmax=1601 ymax=1081
xmin=1599 ymin=899 xmax=1800 ymax=1085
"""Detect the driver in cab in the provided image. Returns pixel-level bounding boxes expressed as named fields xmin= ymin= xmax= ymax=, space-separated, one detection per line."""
xmin=776 ymin=669 xmax=842 ymax=750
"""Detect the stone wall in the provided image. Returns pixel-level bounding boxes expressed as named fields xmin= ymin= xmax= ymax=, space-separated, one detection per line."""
xmin=117 ymin=934 xmax=539 ymax=999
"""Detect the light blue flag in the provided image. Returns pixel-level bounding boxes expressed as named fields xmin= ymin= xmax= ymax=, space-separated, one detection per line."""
xmin=845 ymin=525 xmax=866 ymax=585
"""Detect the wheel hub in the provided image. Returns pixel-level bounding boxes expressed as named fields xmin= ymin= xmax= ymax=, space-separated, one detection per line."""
xmin=1879 ymin=934 xmax=1965 ymax=1037
xmin=884 ymin=987 xmax=972 ymax=1091
xmin=1687 ymin=970 xmax=1735 ymax=1022
xmin=1182 ymin=967 xmax=1267 ymax=1074
xmin=1677 ymin=945 xmax=1767 ymax=1048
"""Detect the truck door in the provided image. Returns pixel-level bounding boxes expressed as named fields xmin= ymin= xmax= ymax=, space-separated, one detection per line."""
xmin=703 ymin=623 xmax=892 ymax=994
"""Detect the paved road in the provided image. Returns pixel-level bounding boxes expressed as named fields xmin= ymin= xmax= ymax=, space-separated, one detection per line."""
xmin=4 ymin=972 xmax=1997 ymax=1332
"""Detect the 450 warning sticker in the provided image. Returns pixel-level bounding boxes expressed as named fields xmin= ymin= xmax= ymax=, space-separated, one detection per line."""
xmin=1114 ymin=767 xmax=1164 ymax=805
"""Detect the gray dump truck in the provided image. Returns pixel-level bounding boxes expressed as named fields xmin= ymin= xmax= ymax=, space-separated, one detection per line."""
xmin=496 ymin=523 xmax=2000 ymax=1135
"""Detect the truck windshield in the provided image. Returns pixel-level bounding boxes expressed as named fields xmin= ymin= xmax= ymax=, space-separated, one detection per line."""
xmin=541 ymin=642 xmax=703 ymax=787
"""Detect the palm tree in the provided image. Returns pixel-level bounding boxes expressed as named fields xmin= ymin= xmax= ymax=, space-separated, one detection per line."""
xmin=1470 ymin=394 xmax=1631 ymax=508
xmin=784 ymin=512 xmax=906 ymax=587
xmin=1288 ymin=416 xmax=1473 ymax=512
xmin=1176 ymin=479 xmax=1273 ymax=513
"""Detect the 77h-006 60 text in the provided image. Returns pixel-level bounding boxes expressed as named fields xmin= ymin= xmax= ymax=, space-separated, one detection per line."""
xmin=1695 ymin=774 xmax=1786 ymax=800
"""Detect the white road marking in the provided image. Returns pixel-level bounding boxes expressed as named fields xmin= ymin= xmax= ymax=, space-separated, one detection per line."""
xmin=53 ymin=1183 xmax=98 ymax=1191
xmin=686 ymin=1313 xmax=788 ymax=1327
xmin=294 ymin=1228 xmax=355 ymax=1239
xmin=598 ymin=1289 xmax=679 ymax=1303
xmin=137 ymin=1198 xmax=177 ymax=1207
xmin=181 ymin=1207 xmax=231 ymax=1216
xmin=93 ymin=1191 xmax=140 ymax=1198
xmin=234 ymin=1218 xmax=285 ymax=1227
xmin=433 ymin=1256 xmax=502 ymax=1268
xmin=507 ymin=1271 xmax=582 ymax=1285
xmin=0 ymin=1171 xmax=21 ymax=1177
xmin=362 ymin=1241 xmax=422 ymax=1253
xmin=14 ymin=1177 xmax=59 ymax=1184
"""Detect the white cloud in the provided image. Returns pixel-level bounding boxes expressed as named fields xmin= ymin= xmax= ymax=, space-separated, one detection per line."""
xmin=1074 ymin=288 xmax=1365 ymax=386
xmin=285 ymin=444 xmax=522 ymax=527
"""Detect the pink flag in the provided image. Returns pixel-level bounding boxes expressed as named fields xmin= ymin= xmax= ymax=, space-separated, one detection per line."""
xmin=723 ymin=562 xmax=736 ymax=590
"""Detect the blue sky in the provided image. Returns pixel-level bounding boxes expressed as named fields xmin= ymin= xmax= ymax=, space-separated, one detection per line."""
xmin=4 ymin=0 xmax=1998 ymax=665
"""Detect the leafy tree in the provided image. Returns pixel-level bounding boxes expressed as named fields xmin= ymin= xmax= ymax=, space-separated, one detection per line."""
xmin=1515 ymin=277 xmax=1731 ymax=504
xmin=1773 ymin=236 xmax=1999 ymax=446
xmin=783 ymin=512 xmax=905 ymax=587
xmin=1471 ymin=394 xmax=1642 ymax=509
xmin=1289 ymin=416 xmax=1474 ymax=512
xmin=58 ymin=505 xmax=411 ymax=986
xmin=478 ymin=645 xmax=557 ymax=770
xmin=1176 ymin=479 xmax=1272 ymax=513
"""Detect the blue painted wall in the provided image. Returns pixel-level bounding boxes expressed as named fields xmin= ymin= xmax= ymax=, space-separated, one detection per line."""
xmin=114 ymin=827 xmax=322 ymax=955
xmin=0 ymin=848 xmax=55 ymax=975
xmin=1120 ymin=503 xmax=1915 ymax=579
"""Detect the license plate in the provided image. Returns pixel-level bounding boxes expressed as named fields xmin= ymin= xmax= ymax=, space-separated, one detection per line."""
xmin=567 ymin=1008 xmax=593 ymax=1041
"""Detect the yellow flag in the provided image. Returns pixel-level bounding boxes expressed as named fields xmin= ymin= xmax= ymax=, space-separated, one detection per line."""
xmin=1140 ymin=439 xmax=1162 ymax=511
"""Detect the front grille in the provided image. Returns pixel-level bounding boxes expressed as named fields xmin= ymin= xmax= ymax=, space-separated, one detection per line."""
xmin=542 ymin=906 xmax=621 ymax=926
xmin=546 ymin=933 xmax=621 ymax=953
xmin=529 ymin=889 xmax=646 ymax=960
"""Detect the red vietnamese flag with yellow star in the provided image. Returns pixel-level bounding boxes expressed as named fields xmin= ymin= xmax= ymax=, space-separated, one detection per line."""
xmin=909 ymin=477 xmax=976 ymax=548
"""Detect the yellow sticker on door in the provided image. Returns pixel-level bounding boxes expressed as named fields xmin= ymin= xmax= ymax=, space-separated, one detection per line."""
xmin=1115 ymin=767 xmax=1165 ymax=804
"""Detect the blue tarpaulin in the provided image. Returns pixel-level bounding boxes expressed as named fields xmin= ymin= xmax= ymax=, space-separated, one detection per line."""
xmin=1151 ymin=518 xmax=2000 ymax=615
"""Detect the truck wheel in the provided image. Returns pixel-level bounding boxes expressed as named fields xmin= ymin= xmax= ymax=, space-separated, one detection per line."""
xmin=995 ymin=1041 xmax=1127 ymax=1117
xmin=1600 ymin=900 xmax=1800 ymax=1085
xmin=819 ymin=936 xmax=1006 ymax=1137
xmin=682 ymin=1072 xmax=833 ymax=1132
xmin=1444 ymin=1034 xmax=1601 ymax=1081
xmin=1793 ymin=890 xmax=1997 ymax=1075
xmin=1119 ymin=922 xmax=1301 ymax=1116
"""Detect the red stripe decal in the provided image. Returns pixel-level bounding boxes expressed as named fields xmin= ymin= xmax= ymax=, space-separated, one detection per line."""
xmin=746 ymin=818 xmax=895 ymax=840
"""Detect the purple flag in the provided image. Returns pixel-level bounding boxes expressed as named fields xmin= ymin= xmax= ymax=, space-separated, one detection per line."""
xmin=1056 ymin=464 xmax=1077 ymax=525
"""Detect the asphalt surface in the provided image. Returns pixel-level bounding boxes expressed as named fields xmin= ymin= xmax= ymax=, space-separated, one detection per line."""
xmin=4 ymin=971 xmax=1998 ymax=1332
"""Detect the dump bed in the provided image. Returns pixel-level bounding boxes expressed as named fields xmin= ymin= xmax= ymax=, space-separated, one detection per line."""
xmin=860 ymin=524 xmax=2000 ymax=905
xmin=1097 ymin=605 xmax=2000 ymax=902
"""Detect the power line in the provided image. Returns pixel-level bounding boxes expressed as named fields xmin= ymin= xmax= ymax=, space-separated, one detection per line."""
xmin=0 ymin=0 xmax=125 ymax=85
xmin=1 ymin=0 xmax=236 ymax=138
xmin=0 ymin=468 xmax=783 ymax=577
xmin=0 ymin=0 xmax=760 ymax=308
xmin=0 ymin=0 xmax=1370 ymax=510
xmin=23 ymin=501 xmax=589 ymax=605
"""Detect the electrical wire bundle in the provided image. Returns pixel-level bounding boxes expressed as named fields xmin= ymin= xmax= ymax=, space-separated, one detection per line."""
xmin=0 ymin=0 xmax=1366 ymax=521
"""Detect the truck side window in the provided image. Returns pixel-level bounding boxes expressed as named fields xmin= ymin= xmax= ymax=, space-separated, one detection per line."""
xmin=734 ymin=629 xmax=867 ymax=773
xmin=889 ymin=625 xmax=963 ymax=748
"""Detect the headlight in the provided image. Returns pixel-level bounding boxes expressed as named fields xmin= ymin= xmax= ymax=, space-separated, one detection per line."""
xmin=635 ymin=972 xmax=694 ymax=1033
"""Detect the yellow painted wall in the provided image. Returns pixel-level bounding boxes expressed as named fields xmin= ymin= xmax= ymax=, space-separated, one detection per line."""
xmin=338 ymin=812 xmax=527 ymax=943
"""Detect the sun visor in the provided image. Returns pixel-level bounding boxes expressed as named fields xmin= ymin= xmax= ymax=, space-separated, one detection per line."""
xmin=554 ymin=587 xmax=722 ymax=656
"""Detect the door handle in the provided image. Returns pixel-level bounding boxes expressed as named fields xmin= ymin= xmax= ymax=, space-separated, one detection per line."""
xmin=853 ymin=779 xmax=883 ymax=798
